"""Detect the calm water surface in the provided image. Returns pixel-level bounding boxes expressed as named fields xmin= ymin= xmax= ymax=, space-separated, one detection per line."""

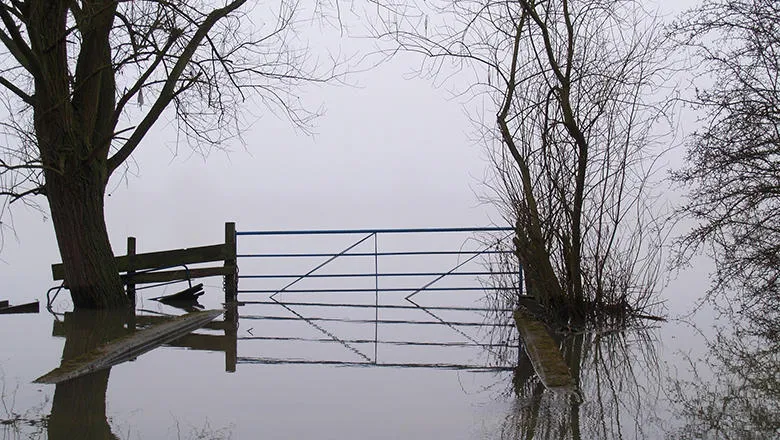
xmin=0 ymin=283 xmax=775 ymax=439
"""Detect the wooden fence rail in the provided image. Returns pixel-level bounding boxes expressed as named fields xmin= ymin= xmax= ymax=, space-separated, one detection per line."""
xmin=51 ymin=222 xmax=238 ymax=303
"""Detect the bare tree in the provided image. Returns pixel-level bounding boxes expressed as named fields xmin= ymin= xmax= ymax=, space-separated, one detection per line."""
xmin=0 ymin=1 xmax=342 ymax=308
xmin=374 ymin=0 xmax=674 ymax=321
xmin=672 ymin=0 xmax=780 ymax=320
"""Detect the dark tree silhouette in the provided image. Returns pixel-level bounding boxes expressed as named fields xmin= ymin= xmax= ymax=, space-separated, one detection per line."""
xmin=0 ymin=0 xmax=340 ymax=308
xmin=673 ymin=0 xmax=780 ymax=319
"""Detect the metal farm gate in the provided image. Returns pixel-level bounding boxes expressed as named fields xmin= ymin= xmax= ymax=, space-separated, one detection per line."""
xmin=232 ymin=227 xmax=522 ymax=371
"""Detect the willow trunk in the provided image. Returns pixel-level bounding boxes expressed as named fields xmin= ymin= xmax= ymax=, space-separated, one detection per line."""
xmin=46 ymin=168 xmax=128 ymax=309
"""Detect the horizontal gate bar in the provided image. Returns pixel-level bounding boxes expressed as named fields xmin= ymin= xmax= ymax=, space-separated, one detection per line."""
xmin=238 ymin=300 xmax=513 ymax=312
xmin=236 ymin=226 xmax=513 ymax=236
xmin=238 ymin=250 xmax=513 ymax=258
xmin=237 ymin=357 xmax=516 ymax=371
xmin=240 ymin=314 xmax=515 ymax=327
xmin=238 ymin=335 xmax=513 ymax=348
xmin=239 ymin=271 xmax=515 ymax=279
xmin=238 ymin=286 xmax=514 ymax=294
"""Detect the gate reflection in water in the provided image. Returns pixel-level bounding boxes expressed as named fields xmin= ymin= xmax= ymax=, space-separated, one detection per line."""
xmin=234 ymin=227 xmax=521 ymax=371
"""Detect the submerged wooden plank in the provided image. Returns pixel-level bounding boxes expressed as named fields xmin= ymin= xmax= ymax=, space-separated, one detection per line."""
xmin=34 ymin=310 xmax=223 ymax=384
xmin=52 ymin=314 xmax=235 ymax=337
xmin=132 ymin=315 xmax=235 ymax=331
xmin=513 ymin=309 xmax=576 ymax=393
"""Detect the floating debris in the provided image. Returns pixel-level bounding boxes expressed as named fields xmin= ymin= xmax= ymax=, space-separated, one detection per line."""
xmin=151 ymin=283 xmax=205 ymax=304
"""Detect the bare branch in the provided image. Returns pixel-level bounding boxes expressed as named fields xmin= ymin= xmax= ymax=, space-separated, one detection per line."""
xmin=0 ymin=185 xmax=44 ymax=202
xmin=112 ymin=27 xmax=182 ymax=124
xmin=672 ymin=0 xmax=780 ymax=311
xmin=0 ymin=75 xmax=33 ymax=105
xmin=107 ymin=0 xmax=247 ymax=175
xmin=0 ymin=2 xmax=38 ymax=75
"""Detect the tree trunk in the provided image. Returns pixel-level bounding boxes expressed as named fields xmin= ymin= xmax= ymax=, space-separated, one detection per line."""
xmin=46 ymin=168 xmax=128 ymax=309
xmin=28 ymin=0 xmax=127 ymax=309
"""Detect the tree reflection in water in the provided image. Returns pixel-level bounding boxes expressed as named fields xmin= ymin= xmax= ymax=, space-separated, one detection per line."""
xmin=42 ymin=309 xmax=234 ymax=440
xmin=47 ymin=310 xmax=127 ymax=440
xmin=498 ymin=325 xmax=663 ymax=439
xmin=667 ymin=311 xmax=780 ymax=439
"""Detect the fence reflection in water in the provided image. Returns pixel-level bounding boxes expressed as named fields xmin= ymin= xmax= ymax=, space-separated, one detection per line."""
xmin=234 ymin=227 xmax=521 ymax=370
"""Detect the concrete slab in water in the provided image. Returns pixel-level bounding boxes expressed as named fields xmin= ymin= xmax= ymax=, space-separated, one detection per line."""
xmin=513 ymin=309 xmax=576 ymax=393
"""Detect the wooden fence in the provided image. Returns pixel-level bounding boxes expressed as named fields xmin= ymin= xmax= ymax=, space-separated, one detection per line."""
xmin=51 ymin=222 xmax=238 ymax=303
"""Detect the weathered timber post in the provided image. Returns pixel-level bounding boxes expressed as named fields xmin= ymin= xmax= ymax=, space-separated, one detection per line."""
xmin=127 ymin=237 xmax=137 ymax=306
xmin=224 ymin=222 xmax=237 ymax=302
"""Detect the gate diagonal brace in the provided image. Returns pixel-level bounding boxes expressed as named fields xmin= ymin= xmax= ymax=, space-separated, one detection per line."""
xmin=404 ymin=233 xmax=513 ymax=301
xmin=271 ymin=297 xmax=373 ymax=363
xmin=270 ymin=233 xmax=375 ymax=300
xmin=405 ymin=298 xmax=502 ymax=359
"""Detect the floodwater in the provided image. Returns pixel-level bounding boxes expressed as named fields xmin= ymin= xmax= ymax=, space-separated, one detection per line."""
xmin=1 ymin=232 xmax=777 ymax=439
xmin=0 ymin=293 xmax=776 ymax=439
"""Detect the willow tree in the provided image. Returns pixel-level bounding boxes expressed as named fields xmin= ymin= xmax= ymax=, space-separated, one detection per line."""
xmin=0 ymin=1 xmax=336 ymax=308
xmin=375 ymin=0 xmax=673 ymax=320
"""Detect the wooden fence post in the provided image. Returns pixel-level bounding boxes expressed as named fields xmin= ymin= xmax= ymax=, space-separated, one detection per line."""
xmin=127 ymin=236 xmax=136 ymax=305
xmin=224 ymin=222 xmax=237 ymax=302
